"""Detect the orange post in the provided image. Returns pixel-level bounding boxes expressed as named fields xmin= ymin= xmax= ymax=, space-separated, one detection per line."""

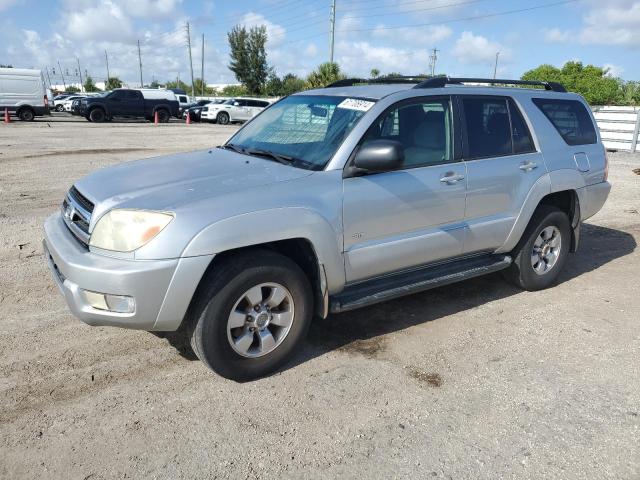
xmin=154 ymin=110 xmax=159 ymax=125
xmin=186 ymin=111 xmax=191 ymax=125
xmin=4 ymin=108 xmax=10 ymax=124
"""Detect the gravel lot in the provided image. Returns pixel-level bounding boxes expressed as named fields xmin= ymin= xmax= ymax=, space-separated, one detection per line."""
xmin=1 ymin=116 xmax=638 ymax=479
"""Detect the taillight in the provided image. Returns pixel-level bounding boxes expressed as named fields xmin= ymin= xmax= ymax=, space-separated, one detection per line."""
xmin=603 ymin=149 xmax=609 ymax=182
xmin=44 ymin=95 xmax=49 ymax=107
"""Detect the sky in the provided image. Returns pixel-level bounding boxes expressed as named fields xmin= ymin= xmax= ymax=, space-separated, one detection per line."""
xmin=0 ymin=0 xmax=638 ymax=87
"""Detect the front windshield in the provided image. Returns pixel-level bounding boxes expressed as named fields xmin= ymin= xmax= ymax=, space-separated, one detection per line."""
xmin=226 ymin=95 xmax=373 ymax=170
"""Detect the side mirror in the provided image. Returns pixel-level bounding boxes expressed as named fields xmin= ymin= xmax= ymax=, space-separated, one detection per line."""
xmin=353 ymin=139 xmax=404 ymax=172
xmin=233 ymin=101 xmax=240 ymax=106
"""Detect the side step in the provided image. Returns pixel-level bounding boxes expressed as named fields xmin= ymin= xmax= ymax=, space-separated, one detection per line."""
xmin=330 ymin=254 xmax=512 ymax=313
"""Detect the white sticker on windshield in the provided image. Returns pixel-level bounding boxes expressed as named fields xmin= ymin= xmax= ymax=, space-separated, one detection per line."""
xmin=337 ymin=98 xmax=375 ymax=112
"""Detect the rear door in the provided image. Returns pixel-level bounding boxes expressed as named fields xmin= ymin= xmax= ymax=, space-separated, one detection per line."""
xmin=460 ymin=95 xmax=545 ymax=254
xmin=234 ymin=99 xmax=251 ymax=120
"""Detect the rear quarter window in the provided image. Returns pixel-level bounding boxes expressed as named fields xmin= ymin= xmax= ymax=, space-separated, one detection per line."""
xmin=532 ymin=98 xmax=597 ymax=146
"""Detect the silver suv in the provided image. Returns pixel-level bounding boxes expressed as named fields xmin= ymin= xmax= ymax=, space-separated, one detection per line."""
xmin=43 ymin=77 xmax=611 ymax=380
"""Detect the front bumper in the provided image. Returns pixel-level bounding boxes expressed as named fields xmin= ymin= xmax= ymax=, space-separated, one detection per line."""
xmin=43 ymin=213 xmax=213 ymax=330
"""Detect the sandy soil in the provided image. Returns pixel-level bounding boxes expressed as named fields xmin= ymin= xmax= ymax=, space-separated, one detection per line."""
xmin=0 ymin=116 xmax=638 ymax=479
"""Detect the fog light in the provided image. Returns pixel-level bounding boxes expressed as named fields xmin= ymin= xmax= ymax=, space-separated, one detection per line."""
xmin=82 ymin=290 xmax=135 ymax=314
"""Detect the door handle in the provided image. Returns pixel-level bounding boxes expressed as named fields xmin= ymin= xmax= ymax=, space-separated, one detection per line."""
xmin=440 ymin=173 xmax=465 ymax=184
xmin=519 ymin=161 xmax=537 ymax=171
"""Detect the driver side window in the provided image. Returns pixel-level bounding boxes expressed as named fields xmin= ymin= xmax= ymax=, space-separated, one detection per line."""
xmin=364 ymin=98 xmax=454 ymax=168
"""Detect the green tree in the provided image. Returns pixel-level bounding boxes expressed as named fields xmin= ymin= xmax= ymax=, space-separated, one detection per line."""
xmin=165 ymin=79 xmax=190 ymax=91
xmin=264 ymin=72 xmax=283 ymax=96
xmin=228 ymin=25 xmax=270 ymax=94
xmin=522 ymin=62 xmax=620 ymax=105
xmin=221 ymin=84 xmax=248 ymax=96
xmin=105 ymin=77 xmax=123 ymax=90
xmin=618 ymin=81 xmax=640 ymax=106
xmin=281 ymin=73 xmax=306 ymax=95
xmin=83 ymin=75 xmax=99 ymax=92
xmin=305 ymin=62 xmax=345 ymax=89
xmin=66 ymin=85 xmax=80 ymax=93
xmin=149 ymin=80 xmax=160 ymax=89
xmin=192 ymin=78 xmax=213 ymax=96
xmin=370 ymin=68 xmax=380 ymax=78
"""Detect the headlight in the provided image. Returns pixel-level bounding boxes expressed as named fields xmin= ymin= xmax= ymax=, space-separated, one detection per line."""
xmin=89 ymin=209 xmax=174 ymax=252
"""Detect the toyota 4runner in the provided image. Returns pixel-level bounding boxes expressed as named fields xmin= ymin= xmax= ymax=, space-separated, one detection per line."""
xmin=43 ymin=77 xmax=611 ymax=380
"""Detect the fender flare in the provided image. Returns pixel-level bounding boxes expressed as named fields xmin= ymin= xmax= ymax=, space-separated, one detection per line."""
xmin=181 ymin=207 xmax=346 ymax=292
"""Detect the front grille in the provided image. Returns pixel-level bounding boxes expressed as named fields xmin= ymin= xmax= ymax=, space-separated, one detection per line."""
xmin=69 ymin=186 xmax=94 ymax=213
xmin=62 ymin=186 xmax=94 ymax=246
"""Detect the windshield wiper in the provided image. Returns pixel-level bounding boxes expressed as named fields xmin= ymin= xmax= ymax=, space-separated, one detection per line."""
xmin=244 ymin=148 xmax=296 ymax=166
xmin=218 ymin=143 xmax=245 ymax=154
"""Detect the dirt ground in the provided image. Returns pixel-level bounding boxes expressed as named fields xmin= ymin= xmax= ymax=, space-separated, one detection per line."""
xmin=0 ymin=116 xmax=638 ymax=479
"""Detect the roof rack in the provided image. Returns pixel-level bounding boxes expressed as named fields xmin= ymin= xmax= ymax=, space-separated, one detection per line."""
xmin=413 ymin=77 xmax=566 ymax=92
xmin=325 ymin=76 xmax=431 ymax=88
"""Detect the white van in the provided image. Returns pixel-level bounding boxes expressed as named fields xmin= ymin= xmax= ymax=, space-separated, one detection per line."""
xmin=0 ymin=68 xmax=50 ymax=121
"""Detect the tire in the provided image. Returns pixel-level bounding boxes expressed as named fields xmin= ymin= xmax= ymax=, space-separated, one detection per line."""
xmin=156 ymin=109 xmax=170 ymax=123
xmin=55 ymin=105 xmax=64 ymax=112
xmin=89 ymin=108 xmax=106 ymax=123
xmin=18 ymin=108 xmax=35 ymax=121
xmin=186 ymin=250 xmax=313 ymax=381
xmin=503 ymin=205 xmax=571 ymax=291
xmin=216 ymin=112 xmax=230 ymax=125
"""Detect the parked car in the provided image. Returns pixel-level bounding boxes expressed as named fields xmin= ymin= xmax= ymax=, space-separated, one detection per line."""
xmin=0 ymin=67 xmax=50 ymax=121
xmin=76 ymin=88 xmax=179 ymax=122
xmin=43 ymin=77 xmax=611 ymax=380
xmin=61 ymin=95 xmax=87 ymax=112
xmin=201 ymin=97 xmax=270 ymax=124
xmin=183 ymin=99 xmax=225 ymax=122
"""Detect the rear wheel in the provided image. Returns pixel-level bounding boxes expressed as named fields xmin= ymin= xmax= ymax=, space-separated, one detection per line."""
xmin=18 ymin=108 xmax=35 ymax=121
xmin=89 ymin=108 xmax=106 ymax=123
xmin=186 ymin=250 xmax=313 ymax=381
xmin=216 ymin=112 xmax=230 ymax=125
xmin=503 ymin=206 xmax=571 ymax=291
xmin=55 ymin=104 xmax=64 ymax=112
xmin=156 ymin=109 xmax=170 ymax=123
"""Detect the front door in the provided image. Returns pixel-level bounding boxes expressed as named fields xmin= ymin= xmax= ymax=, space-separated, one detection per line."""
xmin=342 ymin=96 xmax=467 ymax=283
xmin=459 ymin=96 xmax=546 ymax=253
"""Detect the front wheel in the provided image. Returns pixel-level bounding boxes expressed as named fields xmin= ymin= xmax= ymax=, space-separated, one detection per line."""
xmin=216 ymin=112 xmax=230 ymax=125
xmin=186 ymin=250 xmax=313 ymax=381
xmin=18 ymin=108 xmax=35 ymax=121
xmin=89 ymin=108 xmax=106 ymax=123
xmin=55 ymin=104 xmax=64 ymax=112
xmin=503 ymin=205 xmax=571 ymax=291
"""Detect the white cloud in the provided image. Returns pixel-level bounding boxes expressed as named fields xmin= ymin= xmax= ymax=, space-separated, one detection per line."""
xmin=304 ymin=43 xmax=318 ymax=58
xmin=65 ymin=1 xmax=135 ymax=42
xmin=604 ymin=63 xmax=625 ymax=77
xmin=451 ymin=31 xmax=510 ymax=65
xmin=239 ymin=12 xmax=286 ymax=47
xmin=372 ymin=24 xmax=452 ymax=45
xmin=544 ymin=28 xmax=571 ymax=43
xmin=545 ymin=1 xmax=640 ymax=46
xmin=336 ymin=41 xmax=430 ymax=76
xmin=123 ymin=0 xmax=182 ymax=19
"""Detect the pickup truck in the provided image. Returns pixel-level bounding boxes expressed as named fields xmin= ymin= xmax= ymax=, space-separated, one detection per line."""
xmin=77 ymin=89 xmax=179 ymax=123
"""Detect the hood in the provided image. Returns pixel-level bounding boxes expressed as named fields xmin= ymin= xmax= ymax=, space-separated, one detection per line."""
xmin=74 ymin=148 xmax=313 ymax=225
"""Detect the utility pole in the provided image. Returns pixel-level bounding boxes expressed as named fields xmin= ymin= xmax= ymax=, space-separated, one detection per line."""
xmin=329 ymin=0 xmax=336 ymax=63
xmin=186 ymin=22 xmax=195 ymax=98
xmin=201 ymin=33 xmax=205 ymax=97
xmin=429 ymin=48 xmax=439 ymax=76
xmin=57 ymin=60 xmax=66 ymax=90
xmin=44 ymin=67 xmax=52 ymax=88
xmin=493 ymin=51 xmax=500 ymax=79
xmin=76 ymin=57 xmax=84 ymax=91
xmin=137 ymin=39 xmax=143 ymax=87
xmin=105 ymin=50 xmax=110 ymax=83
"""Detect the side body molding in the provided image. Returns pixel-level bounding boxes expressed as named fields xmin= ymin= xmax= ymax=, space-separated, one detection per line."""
xmin=181 ymin=207 xmax=346 ymax=293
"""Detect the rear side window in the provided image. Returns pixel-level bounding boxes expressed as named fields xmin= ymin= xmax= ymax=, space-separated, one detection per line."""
xmin=508 ymin=99 xmax=535 ymax=153
xmin=462 ymin=96 xmax=537 ymax=158
xmin=462 ymin=97 xmax=511 ymax=158
xmin=532 ymin=98 xmax=597 ymax=146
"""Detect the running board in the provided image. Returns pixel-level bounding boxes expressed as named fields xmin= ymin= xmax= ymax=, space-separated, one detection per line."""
xmin=330 ymin=254 xmax=512 ymax=313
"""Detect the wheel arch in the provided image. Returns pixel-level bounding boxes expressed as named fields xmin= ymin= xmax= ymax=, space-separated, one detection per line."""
xmin=498 ymin=173 xmax=582 ymax=254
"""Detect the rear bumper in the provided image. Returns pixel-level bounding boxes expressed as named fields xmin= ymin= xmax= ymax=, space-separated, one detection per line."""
xmin=580 ymin=181 xmax=611 ymax=220
xmin=43 ymin=213 xmax=213 ymax=331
